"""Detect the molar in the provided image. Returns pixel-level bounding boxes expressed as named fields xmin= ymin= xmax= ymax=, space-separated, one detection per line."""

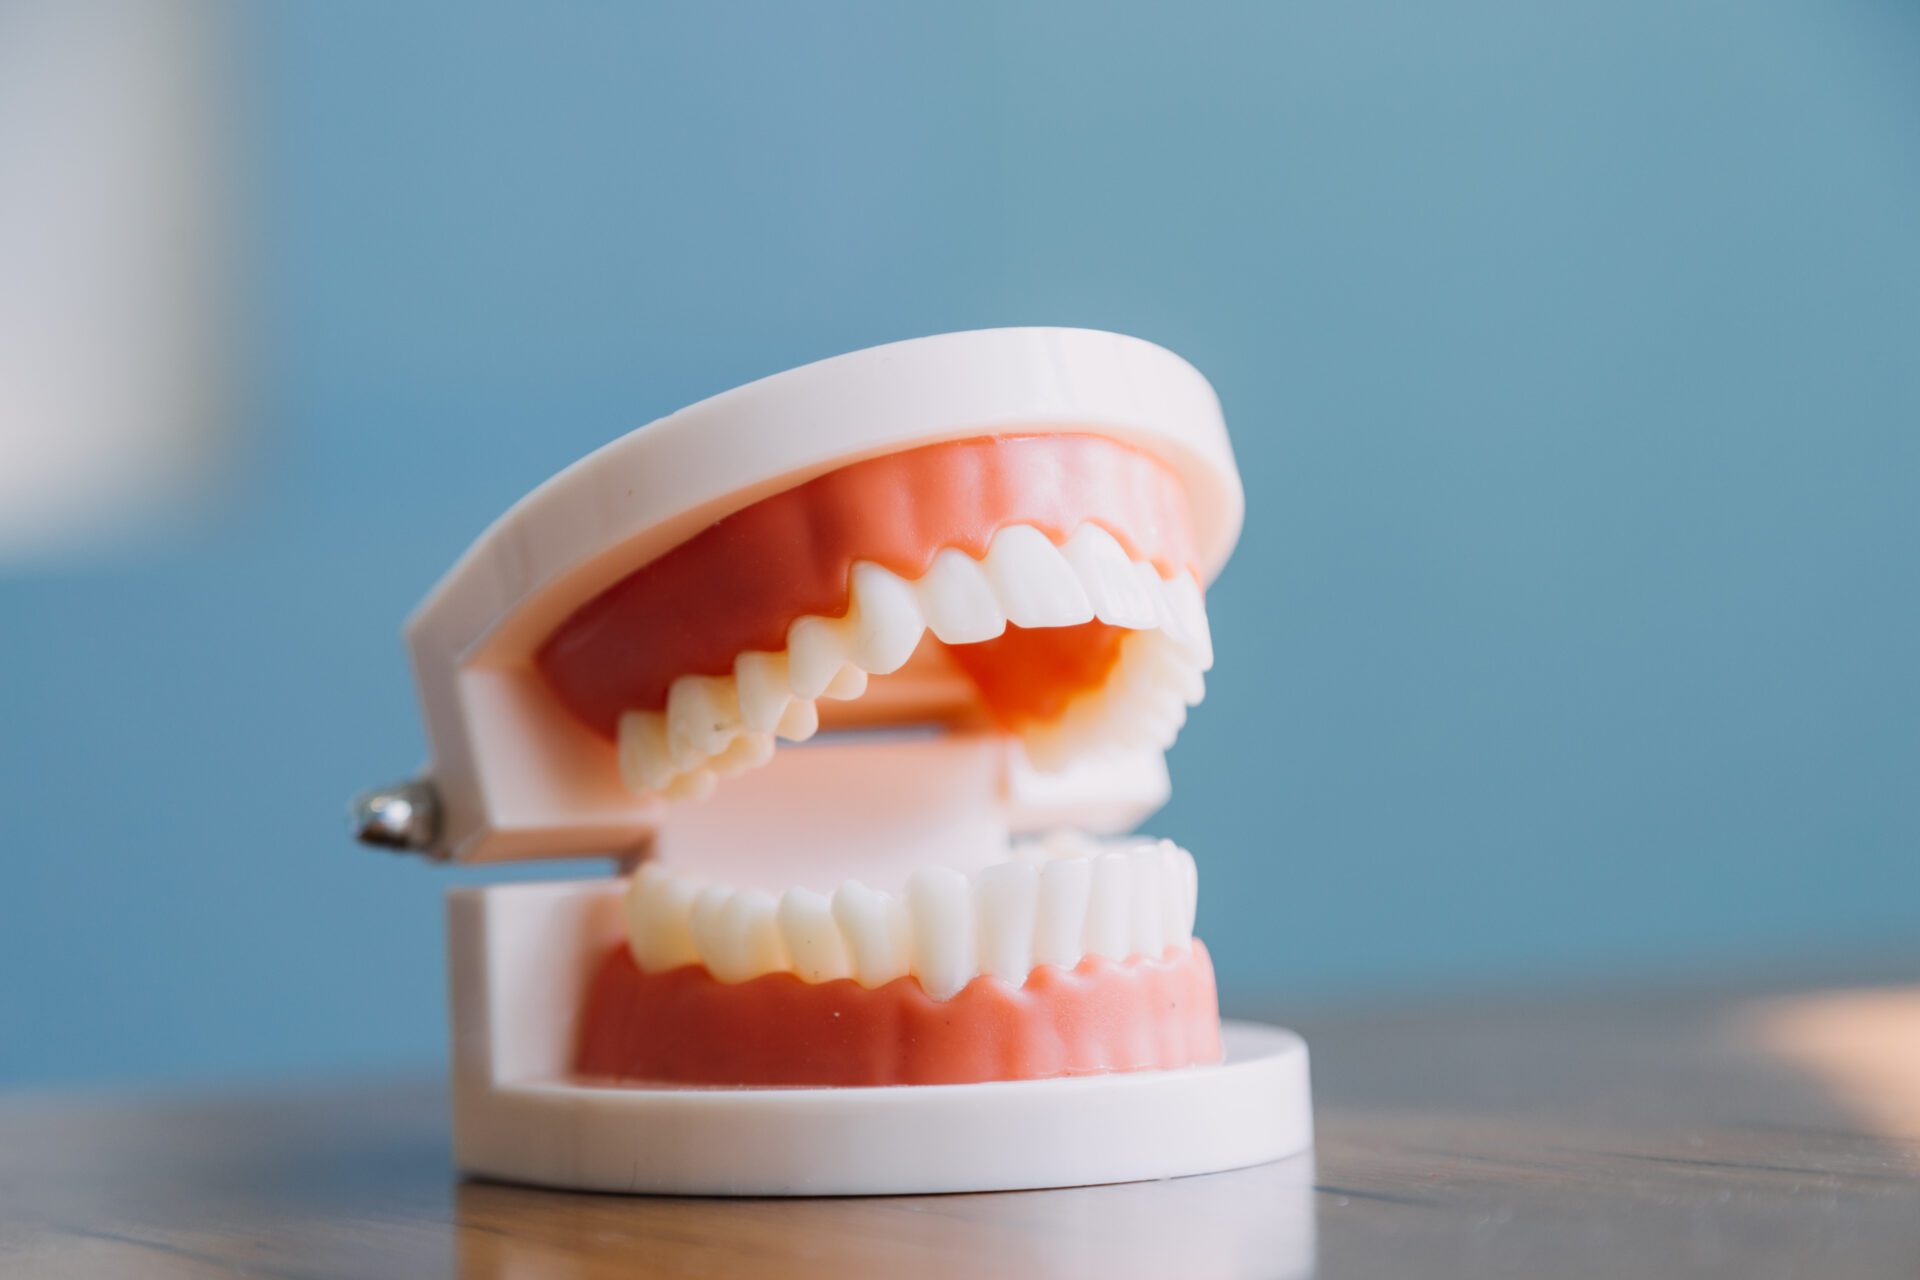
xmin=626 ymin=863 xmax=700 ymax=971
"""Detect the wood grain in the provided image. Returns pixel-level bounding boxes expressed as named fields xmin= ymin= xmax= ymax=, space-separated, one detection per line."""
xmin=3 ymin=984 xmax=1917 ymax=1279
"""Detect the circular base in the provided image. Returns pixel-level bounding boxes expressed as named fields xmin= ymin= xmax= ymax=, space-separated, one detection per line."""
xmin=454 ymin=1020 xmax=1311 ymax=1196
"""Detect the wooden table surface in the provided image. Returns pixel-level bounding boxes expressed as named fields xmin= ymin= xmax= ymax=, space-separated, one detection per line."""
xmin=5 ymin=982 xmax=1918 ymax=1279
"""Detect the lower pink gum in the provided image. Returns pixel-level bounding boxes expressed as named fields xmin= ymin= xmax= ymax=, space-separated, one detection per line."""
xmin=575 ymin=940 xmax=1223 ymax=1087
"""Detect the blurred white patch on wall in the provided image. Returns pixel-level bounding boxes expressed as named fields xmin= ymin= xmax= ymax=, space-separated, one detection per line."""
xmin=0 ymin=0 xmax=234 ymax=561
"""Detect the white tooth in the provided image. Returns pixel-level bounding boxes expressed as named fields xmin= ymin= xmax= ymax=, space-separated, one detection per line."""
xmin=848 ymin=563 xmax=926 ymax=674
xmin=719 ymin=890 xmax=785 ymax=983
xmin=916 ymin=548 xmax=1006 ymax=644
xmin=974 ymin=861 xmax=1039 ymax=985
xmin=689 ymin=885 xmax=739 ymax=977
xmin=906 ymin=867 xmax=975 ymax=1000
xmin=1163 ymin=570 xmax=1215 ymax=669
xmin=734 ymin=652 xmax=792 ymax=732
xmin=1046 ymin=828 xmax=1103 ymax=861
xmin=832 ymin=880 xmax=910 ymax=988
xmin=777 ymin=889 xmax=851 ymax=984
xmin=709 ymin=731 xmax=775 ymax=776
xmin=1137 ymin=632 xmax=1206 ymax=706
xmin=1063 ymin=524 xmax=1160 ymax=629
xmin=617 ymin=710 xmax=675 ymax=794
xmin=666 ymin=675 xmax=739 ymax=765
xmin=1135 ymin=560 xmax=1180 ymax=644
xmin=626 ymin=863 xmax=700 ymax=971
xmin=786 ymin=615 xmax=848 ymax=699
xmin=1033 ymin=856 xmax=1092 ymax=970
xmin=823 ymin=664 xmax=869 ymax=700
xmin=1084 ymin=851 xmax=1133 ymax=960
xmin=1172 ymin=843 xmax=1199 ymax=941
xmin=775 ymin=698 xmax=819 ymax=741
xmin=984 ymin=525 xmax=1094 ymax=629
xmin=662 ymin=769 xmax=717 ymax=801
xmin=1128 ymin=843 xmax=1166 ymax=958
xmin=1169 ymin=657 xmax=1207 ymax=707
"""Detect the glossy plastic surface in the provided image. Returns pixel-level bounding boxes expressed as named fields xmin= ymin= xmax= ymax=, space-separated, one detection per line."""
xmin=404 ymin=328 xmax=1240 ymax=863
xmin=450 ymin=880 xmax=1312 ymax=1195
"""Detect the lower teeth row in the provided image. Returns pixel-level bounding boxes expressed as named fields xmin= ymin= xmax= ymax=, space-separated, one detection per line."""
xmin=626 ymin=832 xmax=1199 ymax=1000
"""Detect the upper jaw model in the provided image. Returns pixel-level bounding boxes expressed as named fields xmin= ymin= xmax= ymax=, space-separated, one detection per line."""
xmin=356 ymin=328 xmax=1310 ymax=1194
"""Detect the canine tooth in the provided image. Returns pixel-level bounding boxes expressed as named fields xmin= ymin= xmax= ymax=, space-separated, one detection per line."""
xmin=832 ymin=880 xmax=910 ymax=988
xmin=906 ymin=867 xmax=975 ymax=1000
xmin=666 ymin=675 xmax=739 ymax=764
xmin=916 ymin=548 xmax=1006 ymax=644
xmin=1033 ymin=856 xmax=1092 ymax=969
xmin=734 ymin=652 xmax=791 ymax=732
xmin=823 ymin=665 xmax=869 ymax=700
xmin=848 ymin=563 xmax=926 ymax=674
xmin=786 ymin=615 xmax=848 ymax=700
xmin=626 ymin=864 xmax=700 ymax=971
xmin=617 ymin=710 xmax=675 ymax=794
xmin=1128 ymin=844 xmax=1166 ymax=958
xmin=1084 ymin=851 xmax=1133 ymax=960
xmin=984 ymin=525 xmax=1094 ymax=629
xmin=1063 ymin=524 xmax=1160 ymax=629
xmin=777 ymin=888 xmax=852 ymax=984
xmin=974 ymin=861 xmax=1039 ymax=985
xmin=775 ymin=698 xmax=819 ymax=741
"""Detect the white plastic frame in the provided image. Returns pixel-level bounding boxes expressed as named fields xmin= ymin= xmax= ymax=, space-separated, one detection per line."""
xmin=404 ymin=328 xmax=1243 ymax=863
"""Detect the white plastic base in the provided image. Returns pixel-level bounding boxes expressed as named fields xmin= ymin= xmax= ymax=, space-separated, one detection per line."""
xmin=449 ymin=880 xmax=1313 ymax=1195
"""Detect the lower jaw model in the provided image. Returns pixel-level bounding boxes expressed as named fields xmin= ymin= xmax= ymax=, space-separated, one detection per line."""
xmin=356 ymin=329 xmax=1309 ymax=1194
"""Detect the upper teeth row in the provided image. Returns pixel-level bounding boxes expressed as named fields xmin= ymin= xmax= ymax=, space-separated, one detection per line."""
xmin=625 ymin=832 xmax=1200 ymax=1000
xmin=618 ymin=522 xmax=1214 ymax=799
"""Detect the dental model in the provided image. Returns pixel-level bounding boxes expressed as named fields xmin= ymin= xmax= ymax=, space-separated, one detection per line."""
xmin=354 ymin=328 xmax=1311 ymax=1194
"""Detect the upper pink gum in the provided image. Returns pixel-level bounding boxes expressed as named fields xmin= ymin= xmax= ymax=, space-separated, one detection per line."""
xmin=535 ymin=433 xmax=1199 ymax=737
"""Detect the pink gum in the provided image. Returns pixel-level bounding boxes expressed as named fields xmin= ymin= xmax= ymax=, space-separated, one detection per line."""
xmin=535 ymin=433 xmax=1198 ymax=736
xmin=576 ymin=940 xmax=1223 ymax=1087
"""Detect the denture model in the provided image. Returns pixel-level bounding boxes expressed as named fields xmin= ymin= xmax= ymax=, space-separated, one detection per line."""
xmin=352 ymin=328 xmax=1312 ymax=1194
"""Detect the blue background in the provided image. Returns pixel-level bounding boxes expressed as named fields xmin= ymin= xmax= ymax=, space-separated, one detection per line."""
xmin=3 ymin=1 xmax=1917 ymax=1085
